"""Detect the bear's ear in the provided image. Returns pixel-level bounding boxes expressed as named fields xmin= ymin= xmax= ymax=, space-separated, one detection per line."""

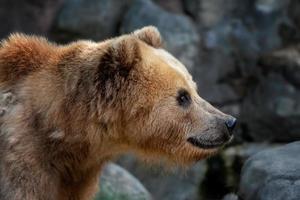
xmin=133 ymin=26 xmax=162 ymax=48
xmin=96 ymin=36 xmax=141 ymax=100
xmin=104 ymin=36 xmax=141 ymax=70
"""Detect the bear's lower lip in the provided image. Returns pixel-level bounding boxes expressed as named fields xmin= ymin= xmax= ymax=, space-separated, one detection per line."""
xmin=187 ymin=136 xmax=227 ymax=149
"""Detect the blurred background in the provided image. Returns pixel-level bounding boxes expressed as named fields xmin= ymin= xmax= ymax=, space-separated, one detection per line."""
xmin=1 ymin=0 xmax=300 ymax=200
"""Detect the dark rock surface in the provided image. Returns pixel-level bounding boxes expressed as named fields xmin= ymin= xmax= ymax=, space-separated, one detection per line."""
xmin=183 ymin=0 xmax=246 ymax=29
xmin=201 ymin=143 xmax=274 ymax=199
xmin=153 ymin=0 xmax=184 ymax=14
xmin=288 ymin=0 xmax=300 ymax=28
xmin=0 ymin=0 xmax=64 ymax=38
xmin=117 ymin=155 xmax=207 ymax=200
xmin=53 ymin=0 xmax=131 ymax=42
xmin=241 ymin=46 xmax=300 ymax=142
xmin=193 ymin=50 xmax=239 ymax=105
xmin=96 ymin=163 xmax=152 ymax=200
xmin=222 ymin=193 xmax=239 ymax=200
xmin=184 ymin=0 xmax=289 ymax=54
xmin=239 ymin=142 xmax=300 ymax=200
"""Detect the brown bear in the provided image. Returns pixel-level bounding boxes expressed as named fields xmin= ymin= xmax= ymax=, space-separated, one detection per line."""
xmin=0 ymin=26 xmax=236 ymax=200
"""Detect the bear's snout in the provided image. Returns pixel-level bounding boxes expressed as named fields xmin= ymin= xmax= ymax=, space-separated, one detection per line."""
xmin=187 ymin=115 xmax=237 ymax=149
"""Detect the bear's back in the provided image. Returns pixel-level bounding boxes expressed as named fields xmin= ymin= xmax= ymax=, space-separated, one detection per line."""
xmin=0 ymin=34 xmax=56 ymax=88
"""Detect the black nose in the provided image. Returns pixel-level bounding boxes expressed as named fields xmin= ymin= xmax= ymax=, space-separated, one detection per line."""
xmin=225 ymin=117 xmax=237 ymax=133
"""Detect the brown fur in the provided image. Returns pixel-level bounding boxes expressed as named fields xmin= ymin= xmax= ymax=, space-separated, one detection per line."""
xmin=0 ymin=26 xmax=233 ymax=200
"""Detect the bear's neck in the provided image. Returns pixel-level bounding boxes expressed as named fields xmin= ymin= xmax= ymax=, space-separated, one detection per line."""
xmin=7 ymin=92 xmax=125 ymax=186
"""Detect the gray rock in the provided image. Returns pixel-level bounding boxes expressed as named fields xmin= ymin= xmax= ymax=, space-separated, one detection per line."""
xmin=200 ymin=0 xmax=290 ymax=57
xmin=239 ymin=142 xmax=300 ymax=200
xmin=288 ymin=0 xmax=300 ymax=28
xmin=193 ymin=50 xmax=239 ymax=105
xmin=222 ymin=193 xmax=239 ymax=200
xmin=0 ymin=0 xmax=64 ymax=39
xmin=153 ymin=0 xmax=184 ymax=14
xmin=255 ymin=0 xmax=289 ymax=14
xmin=96 ymin=163 xmax=152 ymax=200
xmin=259 ymin=46 xmax=300 ymax=87
xmin=117 ymin=154 xmax=207 ymax=200
xmin=241 ymin=46 xmax=300 ymax=142
xmin=121 ymin=0 xmax=200 ymax=70
xmin=200 ymin=143 xmax=274 ymax=199
xmin=202 ymin=19 xmax=262 ymax=57
xmin=54 ymin=0 xmax=131 ymax=42
xmin=183 ymin=0 xmax=244 ymax=29
xmin=184 ymin=0 xmax=289 ymax=49
xmin=222 ymin=143 xmax=276 ymax=167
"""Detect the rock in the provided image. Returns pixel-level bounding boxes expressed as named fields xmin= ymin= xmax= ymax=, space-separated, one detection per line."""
xmin=239 ymin=142 xmax=300 ymax=200
xmin=278 ymin=0 xmax=300 ymax=46
xmin=222 ymin=193 xmax=239 ymax=200
xmin=259 ymin=46 xmax=300 ymax=87
xmin=183 ymin=0 xmax=290 ymax=48
xmin=288 ymin=0 xmax=300 ymax=28
xmin=193 ymin=49 xmax=239 ymax=105
xmin=53 ymin=0 xmax=131 ymax=42
xmin=117 ymin=155 xmax=207 ymax=200
xmin=202 ymin=19 xmax=261 ymax=57
xmin=200 ymin=143 xmax=274 ymax=199
xmin=96 ymin=163 xmax=152 ymax=200
xmin=255 ymin=0 xmax=289 ymax=13
xmin=200 ymin=0 xmax=290 ymax=56
xmin=117 ymin=144 xmax=273 ymax=200
xmin=153 ymin=0 xmax=184 ymax=14
xmin=121 ymin=0 xmax=200 ymax=70
xmin=183 ymin=0 xmax=246 ymax=29
xmin=241 ymin=46 xmax=300 ymax=142
xmin=0 ymin=0 xmax=64 ymax=39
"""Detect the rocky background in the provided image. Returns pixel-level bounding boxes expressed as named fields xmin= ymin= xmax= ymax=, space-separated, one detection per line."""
xmin=1 ymin=0 xmax=300 ymax=200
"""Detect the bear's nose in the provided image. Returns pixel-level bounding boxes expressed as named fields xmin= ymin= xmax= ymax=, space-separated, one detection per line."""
xmin=225 ymin=117 xmax=237 ymax=134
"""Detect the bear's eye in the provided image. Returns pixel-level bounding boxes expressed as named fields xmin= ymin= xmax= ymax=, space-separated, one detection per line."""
xmin=177 ymin=89 xmax=191 ymax=107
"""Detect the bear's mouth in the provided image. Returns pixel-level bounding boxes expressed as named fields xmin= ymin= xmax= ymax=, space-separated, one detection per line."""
xmin=187 ymin=137 xmax=224 ymax=149
xmin=187 ymin=133 xmax=232 ymax=149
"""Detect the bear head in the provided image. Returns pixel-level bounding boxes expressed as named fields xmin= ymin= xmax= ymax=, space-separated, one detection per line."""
xmin=86 ymin=26 xmax=237 ymax=165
